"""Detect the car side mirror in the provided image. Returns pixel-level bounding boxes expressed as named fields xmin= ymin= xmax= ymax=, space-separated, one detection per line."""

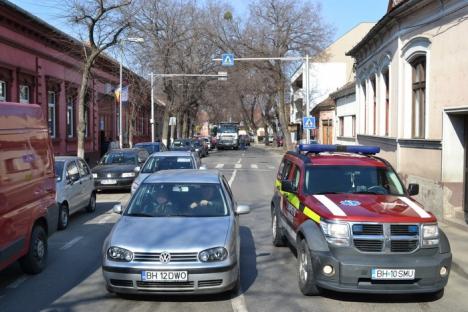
xmin=281 ymin=180 xmax=297 ymax=194
xmin=235 ymin=204 xmax=250 ymax=215
xmin=134 ymin=166 xmax=141 ymax=173
xmin=113 ymin=204 xmax=122 ymax=214
xmin=408 ymin=183 xmax=419 ymax=196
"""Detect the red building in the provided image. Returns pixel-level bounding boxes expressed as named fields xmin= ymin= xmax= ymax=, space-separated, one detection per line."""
xmin=0 ymin=1 xmax=153 ymax=162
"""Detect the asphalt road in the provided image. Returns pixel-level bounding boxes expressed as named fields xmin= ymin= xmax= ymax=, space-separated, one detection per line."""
xmin=1 ymin=146 xmax=467 ymax=312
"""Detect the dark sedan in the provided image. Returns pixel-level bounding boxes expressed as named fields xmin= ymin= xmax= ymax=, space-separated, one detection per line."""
xmin=134 ymin=142 xmax=168 ymax=155
xmin=92 ymin=148 xmax=149 ymax=191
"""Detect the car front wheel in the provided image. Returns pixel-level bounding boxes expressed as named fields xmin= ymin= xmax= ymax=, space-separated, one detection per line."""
xmin=86 ymin=192 xmax=96 ymax=213
xmin=297 ymin=239 xmax=321 ymax=296
xmin=272 ymin=211 xmax=287 ymax=247
xmin=57 ymin=204 xmax=69 ymax=230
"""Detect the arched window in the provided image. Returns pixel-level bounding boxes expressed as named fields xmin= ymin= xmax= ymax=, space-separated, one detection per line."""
xmin=411 ymin=56 xmax=426 ymax=138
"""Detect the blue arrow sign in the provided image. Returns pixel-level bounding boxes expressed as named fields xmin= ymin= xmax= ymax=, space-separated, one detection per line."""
xmin=221 ymin=53 xmax=235 ymax=67
xmin=303 ymin=116 xmax=316 ymax=129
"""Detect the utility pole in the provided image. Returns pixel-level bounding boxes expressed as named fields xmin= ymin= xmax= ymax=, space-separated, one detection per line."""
xmin=305 ymin=54 xmax=310 ymax=144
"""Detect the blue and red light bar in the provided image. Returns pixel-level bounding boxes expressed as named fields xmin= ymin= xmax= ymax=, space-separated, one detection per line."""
xmin=298 ymin=144 xmax=380 ymax=155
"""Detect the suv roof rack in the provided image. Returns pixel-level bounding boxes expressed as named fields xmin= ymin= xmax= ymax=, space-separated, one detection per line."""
xmin=297 ymin=144 xmax=380 ymax=155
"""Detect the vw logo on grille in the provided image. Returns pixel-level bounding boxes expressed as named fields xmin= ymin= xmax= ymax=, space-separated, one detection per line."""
xmin=159 ymin=252 xmax=171 ymax=263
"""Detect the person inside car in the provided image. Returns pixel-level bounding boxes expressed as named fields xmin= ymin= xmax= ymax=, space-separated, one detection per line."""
xmin=189 ymin=185 xmax=219 ymax=210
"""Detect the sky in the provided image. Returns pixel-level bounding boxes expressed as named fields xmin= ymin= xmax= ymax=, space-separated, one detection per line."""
xmin=9 ymin=0 xmax=388 ymax=41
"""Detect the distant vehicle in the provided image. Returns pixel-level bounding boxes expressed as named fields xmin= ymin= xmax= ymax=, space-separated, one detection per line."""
xmin=134 ymin=142 xmax=168 ymax=155
xmin=131 ymin=151 xmax=203 ymax=194
xmin=102 ymin=170 xmax=250 ymax=295
xmin=193 ymin=138 xmax=208 ymax=158
xmin=276 ymin=136 xmax=284 ymax=147
xmin=55 ymin=156 xmax=96 ymax=230
xmin=202 ymin=137 xmax=212 ymax=150
xmin=92 ymin=148 xmax=149 ymax=191
xmin=171 ymin=139 xmax=195 ymax=152
xmin=216 ymin=122 xmax=239 ymax=150
xmin=0 ymin=103 xmax=56 ymax=274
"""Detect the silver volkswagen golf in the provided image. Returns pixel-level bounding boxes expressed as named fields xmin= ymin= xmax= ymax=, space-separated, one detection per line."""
xmin=102 ymin=170 xmax=250 ymax=295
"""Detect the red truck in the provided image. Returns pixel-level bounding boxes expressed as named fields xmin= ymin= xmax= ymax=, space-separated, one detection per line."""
xmin=0 ymin=102 xmax=57 ymax=273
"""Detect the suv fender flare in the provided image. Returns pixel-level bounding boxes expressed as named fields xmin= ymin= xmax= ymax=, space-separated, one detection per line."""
xmin=439 ymin=229 xmax=451 ymax=254
xmin=297 ymin=220 xmax=330 ymax=252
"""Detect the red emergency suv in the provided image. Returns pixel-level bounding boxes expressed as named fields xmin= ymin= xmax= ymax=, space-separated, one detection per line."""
xmin=271 ymin=144 xmax=451 ymax=296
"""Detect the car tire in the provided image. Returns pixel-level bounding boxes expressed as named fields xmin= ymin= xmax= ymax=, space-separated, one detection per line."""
xmin=57 ymin=204 xmax=69 ymax=230
xmin=230 ymin=266 xmax=241 ymax=295
xmin=272 ymin=211 xmax=287 ymax=247
xmin=86 ymin=192 xmax=96 ymax=213
xmin=297 ymin=239 xmax=321 ymax=296
xmin=19 ymin=225 xmax=47 ymax=274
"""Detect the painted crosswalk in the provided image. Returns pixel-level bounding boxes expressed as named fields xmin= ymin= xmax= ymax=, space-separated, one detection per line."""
xmin=209 ymin=163 xmax=276 ymax=171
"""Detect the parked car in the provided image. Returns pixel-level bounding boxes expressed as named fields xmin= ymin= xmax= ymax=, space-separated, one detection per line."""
xmin=276 ymin=136 xmax=284 ymax=147
xmin=134 ymin=142 xmax=168 ymax=155
xmin=0 ymin=103 xmax=57 ymax=274
xmin=92 ymin=148 xmax=149 ymax=191
xmin=54 ymin=156 xmax=96 ymax=230
xmin=203 ymin=137 xmax=212 ymax=150
xmin=102 ymin=169 xmax=250 ymax=295
xmin=171 ymin=139 xmax=195 ymax=152
xmin=193 ymin=138 xmax=209 ymax=158
xmin=131 ymin=151 xmax=203 ymax=194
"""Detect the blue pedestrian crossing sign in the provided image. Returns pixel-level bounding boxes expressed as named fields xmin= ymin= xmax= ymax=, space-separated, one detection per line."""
xmin=221 ymin=53 xmax=235 ymax=66
xmin=303 ymin=116 xmax=316 ymax=129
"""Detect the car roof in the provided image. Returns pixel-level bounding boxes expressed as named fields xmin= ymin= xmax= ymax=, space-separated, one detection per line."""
xmin=135 ymin=142 xmax=160 ymax=145
xmin=148 ymin=151 xmax=193 ymax=157
xmin=55 ymin=156 xmax=81 ymax=161
xmin=144 ymin=169 xmax=221 ymax=184
xmin=107 ymin=148 xmax=144 ymax=154
xmin=288 ymin=152 xmax=387 ymax=167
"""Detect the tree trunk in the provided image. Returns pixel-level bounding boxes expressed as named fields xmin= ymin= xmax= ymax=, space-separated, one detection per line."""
xmin=128 ymin=104 xmax=134 ymax=147
xmin=176 ymin=111 xmax=182 ymax=139
xmin=276 ymin=82 xmax=292 ymax=150
xmin=182 ymin=111 xmax=188 ymax=138
xmin=77 ymin=62 xmax=92 ymax=159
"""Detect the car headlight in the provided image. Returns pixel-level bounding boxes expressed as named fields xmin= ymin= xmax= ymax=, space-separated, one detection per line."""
xmin=422 ymin=224 xmax=439 ymax=247
xmin=107 ymin=246 xmax=133 ymax=262
xmin=198 ymin=247 xmax=228 ymax=262
xmin=195 ymin=148 xmax=200 ymax=151
xmin=92 ymin=173 xmax=97 ymax=178
xmin=320 ymin=221 xmax=350 ymax=246
xmin=121 ymin=172 xmax=135 ymax=178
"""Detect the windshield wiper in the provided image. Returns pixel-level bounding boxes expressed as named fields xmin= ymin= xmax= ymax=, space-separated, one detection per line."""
xmin=351 ymin=191 xmax=382 ymax=195
xmin=313 ymin=191 xmax=343 ymax=195
xmin=126 ymin=212 xmax=154 ymax=217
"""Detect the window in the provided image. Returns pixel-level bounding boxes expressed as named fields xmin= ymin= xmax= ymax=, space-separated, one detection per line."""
xmin=352 ymin=115 xmax=356 ymax=137
xmin=371 ymin=77 xmax=376 ymax=135
xmin=339 ymin=117 xmax=344 ymax=137
xmin=383 ymin=69 xmax=390 ymax=136
xmin=19 ymin=85 xmax=29 ymax=104
xmin=291 ymin=165 xmax=301 ymax=190
xmin=0 ymin=80 xmax=6 ymax=101
xmin=66 ymin=161 xmax=79 ymax=181
xmin=67 ymin=96 xmax=74 ymax=138
xmin=77 ymin=159 xmax=91 ymax=177
xmin=48 ymin=91 xmax=56 ymax=138
xmin=411 ymin=56 xmax=426 ymax=138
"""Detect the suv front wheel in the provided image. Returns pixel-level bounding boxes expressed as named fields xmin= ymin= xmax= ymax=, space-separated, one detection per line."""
xmin=272 ymin=210 xmax=287 ymax=247
xmin=297 ymin=239 xmax=321 ymax=296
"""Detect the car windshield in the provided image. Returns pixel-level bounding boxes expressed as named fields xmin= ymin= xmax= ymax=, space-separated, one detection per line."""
xmin=125 ymin=183 xmax=229 ymax=217
xmin=172 ymin=140 xmax=191 ymax=148
xmin=218 ymin=125 xmax=238 ymax=133
xmin=55 ymin=161 xmax=64 ymax=182
xmin=304 ymin=165 xmax=405 ymax=196
xmin=136 ymin=144 xmax=158 ymax=154
xmin=193 ymin=141 xmax=201 ymax=147
xmin=141 ymin=156 xmax=194 ymax=173
xmin=101 ymin=153 xmax=136 ymax=165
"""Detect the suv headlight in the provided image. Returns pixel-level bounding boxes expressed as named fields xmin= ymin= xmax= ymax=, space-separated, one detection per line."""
xmin=92 ymin=173 xmax=97 ymax=178
xmin=320 ymin=221 xmax=350 ymax=246
xmin=199 ymin=247 xmax=228 ymax=262
xmin=421 ymin=224 xmax=439 ymax=247
xmin=107 ymin=246 xmax=133 ymax=262
xmin=121 ymin=172 xmax=135 ymax=178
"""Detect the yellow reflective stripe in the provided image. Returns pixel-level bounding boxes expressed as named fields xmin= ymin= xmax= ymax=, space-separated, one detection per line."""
xmin=275 ymin=179 xmax=321 ymax=223
xmin=303 ymin=206 xmax=321 ymax=223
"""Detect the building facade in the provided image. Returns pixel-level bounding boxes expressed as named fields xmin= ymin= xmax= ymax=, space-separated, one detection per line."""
xmin=347 ymin=0 xmax=468 ymax=224
xmin=0 ymin=1 xmax=153 ymax=162
xmin=289 ymin=22 xmax=375 ymax=143
xmin=330 ymin=81 xmax=357 ymax=145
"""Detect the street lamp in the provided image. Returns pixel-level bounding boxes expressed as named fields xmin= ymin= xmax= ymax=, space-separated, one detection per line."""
xmin=119 ymin=37 xmax=144 ymax=149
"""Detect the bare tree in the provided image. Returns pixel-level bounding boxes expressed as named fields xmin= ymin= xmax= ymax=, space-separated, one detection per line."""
xmin=66 ymin=0 xmax=132 ymax=158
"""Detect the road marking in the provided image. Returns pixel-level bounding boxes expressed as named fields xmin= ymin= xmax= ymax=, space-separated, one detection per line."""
xmin=268 ymin=166 xmax=275 ymax=170
xmin=234 ymin=163 xmax=242 ymax=169
xmin=251 ymin=164 xmax=258 ymax=169
xmin=215 ymin=163 xmax=224 ymax=169
xmin=7 ymin=276 xmax=28 ymax=289
xmin=228 ymin=169 xmax=237 ymax=187
xmin=60 ymin=236 xmax=84 ymax=250
xmin=236 ymin=158 xmax=242 ymax=164
xmin=99 ymin=215 xmax=114 ymax=224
